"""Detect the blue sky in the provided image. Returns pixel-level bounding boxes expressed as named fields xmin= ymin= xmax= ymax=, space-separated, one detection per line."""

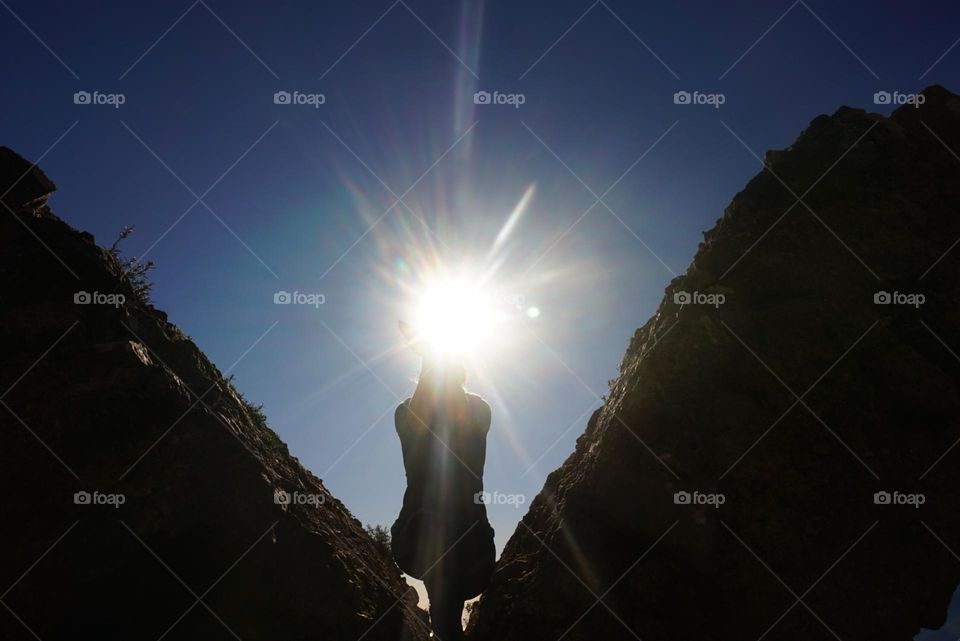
xmin=3 ymin=0 xmax=959 ymax=631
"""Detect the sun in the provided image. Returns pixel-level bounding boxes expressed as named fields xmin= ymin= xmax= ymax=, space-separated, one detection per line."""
xmin=383 ymin=185 xmax=540 ymax=363
xmin=409 ymin=278 xmax=498 ymax=356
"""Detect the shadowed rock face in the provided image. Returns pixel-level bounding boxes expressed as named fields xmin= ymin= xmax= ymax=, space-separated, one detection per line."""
xmin=467 ymin=85 xmax=960 ymax=641
xmin=0 ymin=147 xmax=428 ymax=640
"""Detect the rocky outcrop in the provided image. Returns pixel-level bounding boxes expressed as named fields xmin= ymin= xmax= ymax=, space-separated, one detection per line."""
xmin=0 ymin=147 xmax=428 ymax=640
xmin=467 ymin=85 xmax=960 ymax=641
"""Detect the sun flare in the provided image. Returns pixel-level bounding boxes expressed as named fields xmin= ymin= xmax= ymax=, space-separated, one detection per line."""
xmin=391 ymin=185 xmax=540 ymax=368
xmin=409 ymin=277 xmax=500 ymax=357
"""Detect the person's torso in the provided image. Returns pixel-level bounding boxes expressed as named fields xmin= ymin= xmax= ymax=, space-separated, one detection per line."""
xmin=396 ymin=393 xmax=489 ymax=511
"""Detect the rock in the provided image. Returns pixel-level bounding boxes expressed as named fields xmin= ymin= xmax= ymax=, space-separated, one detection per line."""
xmin=0 ymin=147 xmax=427 ymax=641
xmin=0 ymin=146 xmax=56 ymax=209
xmin=466 ymin=85 xmax=960 ymax=641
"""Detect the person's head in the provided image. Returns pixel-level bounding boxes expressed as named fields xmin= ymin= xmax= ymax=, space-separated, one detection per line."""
xmin=400 ymin=319 xmax=469 ymax=419
xmin=417 ymin=356 xmax=466 ymax=394
xmin=409 ymin=355 xmax=467 ymax=427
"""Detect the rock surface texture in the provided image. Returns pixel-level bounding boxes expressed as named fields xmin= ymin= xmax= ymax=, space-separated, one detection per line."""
xmin=467 ymin=85 xmax=960 ymax=641
xmin=0 ymin=147 xmax=428 ymax=640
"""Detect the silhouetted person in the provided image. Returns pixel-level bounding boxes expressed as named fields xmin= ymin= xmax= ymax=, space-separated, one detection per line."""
xmin=391 ymin=332 xmax=495 ymax=640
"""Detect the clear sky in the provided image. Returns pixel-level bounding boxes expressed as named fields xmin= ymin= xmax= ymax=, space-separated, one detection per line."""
xmin=4 ymin=0 xmax=959 ymax=631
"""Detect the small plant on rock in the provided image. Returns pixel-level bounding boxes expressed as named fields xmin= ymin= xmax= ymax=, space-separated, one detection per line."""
xmin=109 ymin=225 xmax=155 ymax=304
